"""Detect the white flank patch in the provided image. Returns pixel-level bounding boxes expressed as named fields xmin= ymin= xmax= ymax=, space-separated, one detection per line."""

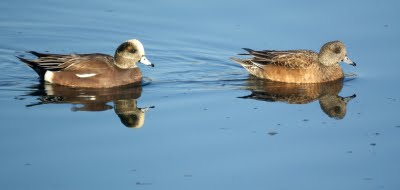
xmin=44 ymin=71 xmax=54 ymax=83
xmin=76 ymin=73 xmax=97 ymax=78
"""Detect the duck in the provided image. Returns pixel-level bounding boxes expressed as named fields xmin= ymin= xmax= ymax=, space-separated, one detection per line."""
xmin=17 ymin=39 xmax=154 ymax=88
xmin=231 ymin=41 xmax=356 ymax=83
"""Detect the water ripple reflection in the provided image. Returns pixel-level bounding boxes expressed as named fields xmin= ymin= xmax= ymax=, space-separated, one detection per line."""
xmin=18 ymin=83 xmax=153 ymax=128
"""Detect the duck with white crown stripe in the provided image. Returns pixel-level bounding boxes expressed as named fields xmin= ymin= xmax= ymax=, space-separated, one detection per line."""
xmin=17 ymin=39 xmax=154 ymax=88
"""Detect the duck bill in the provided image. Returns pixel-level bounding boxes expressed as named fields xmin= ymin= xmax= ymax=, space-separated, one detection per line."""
xmin=343 ymin=56 xmax=356 ymax=66
xmin=139 ymin=106 xmax=155 ymax=113
xmin=343 ymin=94 xmax=357 ymax=103
xmin=140 ymin=56 xmax=154 ymax=67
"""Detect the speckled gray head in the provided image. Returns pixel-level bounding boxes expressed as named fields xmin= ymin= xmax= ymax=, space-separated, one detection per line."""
xmin=114 ymin=39 xmax=154 ymax=69
xmin=318 ymin=41 xmax=356 ymax=67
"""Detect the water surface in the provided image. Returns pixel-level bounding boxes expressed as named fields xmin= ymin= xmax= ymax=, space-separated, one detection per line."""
xmin=1 ymin=0 xmax=400 ymax=189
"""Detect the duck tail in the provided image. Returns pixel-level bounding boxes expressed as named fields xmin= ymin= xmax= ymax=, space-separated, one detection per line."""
xmin=28 ymin=51 xmax=47 ymax=57
xmin=237 ymin=92 xmax=275 ymax=102
xmin=15 ymin=56 xmax=46 ymax=78
xmin=28 ymin=51 xmax=58 ymax=58
xmin=242 ymin=48 xmax=254 ymax=54
xmin=230 ymin=47 xmax=255 ymax=65
xmin=230 ymin=57 xmax=253 ymax=67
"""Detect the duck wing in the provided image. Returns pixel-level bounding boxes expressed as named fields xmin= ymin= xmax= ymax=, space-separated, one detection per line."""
xmin=58 ymin=54 xmax=115 ymax=72
xmin=243 ymin=49 xmax=318 ymax=69
xmin=18 ymin=52 xmax=114 ymax=73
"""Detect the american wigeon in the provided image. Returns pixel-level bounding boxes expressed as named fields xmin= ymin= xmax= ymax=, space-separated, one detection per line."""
xmin=17 ymin=39 xmax=153 ymax=88
xmin=231 ymin=41 xmax=356 ymax=83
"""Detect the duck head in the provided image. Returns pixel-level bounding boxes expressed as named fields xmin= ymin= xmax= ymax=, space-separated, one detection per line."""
xmin=318 ymin=41 xmax=356 ymax=67
xmin=114 ymin=39 xmax=154 ymax=69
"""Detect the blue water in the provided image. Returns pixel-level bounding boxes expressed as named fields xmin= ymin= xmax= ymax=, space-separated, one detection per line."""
xmin=1 ymin=0 xmax=400 ymax=189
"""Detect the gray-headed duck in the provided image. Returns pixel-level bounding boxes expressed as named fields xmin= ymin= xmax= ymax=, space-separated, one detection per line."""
xmin=231 ymin=41 xmax=356 ymax=83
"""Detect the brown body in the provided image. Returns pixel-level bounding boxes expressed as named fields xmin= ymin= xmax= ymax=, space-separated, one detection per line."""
xmin=259 ymin=64 xmax=343 ymax=83
xmin=48 ymin=63 xmax=142 ymax=88
xmin=231 ymin=41 xmax=355 ymax=83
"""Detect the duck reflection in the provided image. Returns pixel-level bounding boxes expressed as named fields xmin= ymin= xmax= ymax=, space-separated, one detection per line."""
xmin=25 ymin=83 xmax=152 ymax=128
xmin=240 ymin=76 xmax=356 ymax=119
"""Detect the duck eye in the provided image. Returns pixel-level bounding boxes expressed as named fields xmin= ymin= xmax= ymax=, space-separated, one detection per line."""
xmin=130 ymin=49 xmax=136 ymax=53
xmin=334 ymin=106 xmax=342 ymax=114
xmin=334 ymin=47 xmax=341 ymax=54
